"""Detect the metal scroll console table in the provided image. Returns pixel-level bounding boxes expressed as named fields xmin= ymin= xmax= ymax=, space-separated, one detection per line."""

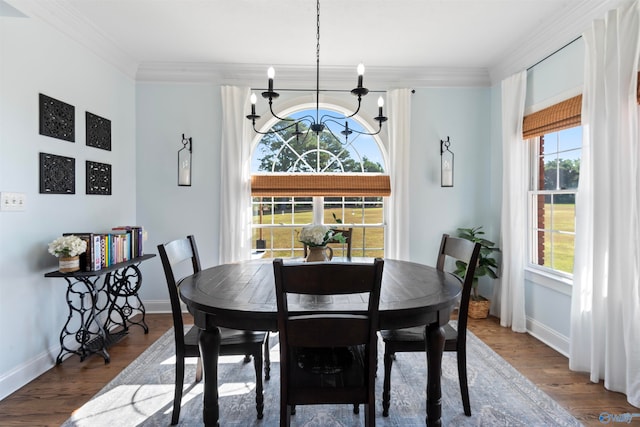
xmin=44 ymin=254 xmax=155 ymax=364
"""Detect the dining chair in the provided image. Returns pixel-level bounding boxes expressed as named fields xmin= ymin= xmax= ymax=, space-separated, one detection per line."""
xmin=158 ymin=235 xmax=270 ymax=425
xmin=380 ymin=234 xmax=481 ymax=417
xmin=273 ymin=258 xmax=384 ymax=427
xmin=303 ymin=227 xmax=353 ymax=259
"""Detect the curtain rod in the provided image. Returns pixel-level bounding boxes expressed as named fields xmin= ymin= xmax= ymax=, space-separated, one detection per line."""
xmin=249 ymin=88 xmax=386 ymax=93
xmin=527 ymin=36 xmax=582 ymax=71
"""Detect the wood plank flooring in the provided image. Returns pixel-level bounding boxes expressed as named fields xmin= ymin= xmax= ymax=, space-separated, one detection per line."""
xmin=0 ymin=313 xmax=636 ymax=426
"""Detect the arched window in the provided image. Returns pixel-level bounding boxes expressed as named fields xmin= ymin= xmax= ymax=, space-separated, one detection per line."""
xmin=250 ymin=108 xmax=388 ymax=258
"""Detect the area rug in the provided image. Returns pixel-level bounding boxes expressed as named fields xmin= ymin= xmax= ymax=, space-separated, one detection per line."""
xmin=62 ymin=324 xmax=581 ymax=426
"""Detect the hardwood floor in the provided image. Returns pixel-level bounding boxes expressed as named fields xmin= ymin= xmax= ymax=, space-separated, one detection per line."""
xmin=0 ymin=313 xmax=636 ymax=426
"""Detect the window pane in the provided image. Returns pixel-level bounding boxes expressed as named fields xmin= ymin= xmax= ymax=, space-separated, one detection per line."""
xmin=357 ymin=227 xmax=384 ymax=258
xmin=543 ymin=154 xmax=558 ymax=190
xmin=551 ymin=233 xmax=574 ymax=273
xmin=557 ymin=127 xmax=582 ymax=152
xmin=324 ymin=203 xmax=345 ymax=224
xmin=557 ymin=158 xmax=580 ymax=189
xmin=551 ymin=195 xmax=575 ymax=232
xmin=540 ymin=230 xmax=553 ymax=269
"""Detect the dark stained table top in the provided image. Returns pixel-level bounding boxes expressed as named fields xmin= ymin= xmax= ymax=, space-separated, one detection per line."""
xmin=179 ymin=257 xmax=462 ymax=332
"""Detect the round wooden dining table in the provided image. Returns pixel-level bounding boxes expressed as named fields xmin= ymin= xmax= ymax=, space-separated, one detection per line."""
xmin=179 ymin=257 xmax=462 ymax=427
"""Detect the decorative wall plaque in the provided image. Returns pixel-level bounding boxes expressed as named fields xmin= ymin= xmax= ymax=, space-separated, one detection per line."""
xmin=39 ymin=152 xmax=75 ymax=194
xmin=86 ymin=161 xmax=112 ymax=195
xmin=86 ymin=111 xmax=111 ymax=151
xmin=39 ymin=94 xmax=75 ymax=142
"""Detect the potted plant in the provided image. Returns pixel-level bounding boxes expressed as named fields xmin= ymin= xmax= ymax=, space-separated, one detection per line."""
xmin=48 ymin=234 xmax=88 ymax=273
xmin=298 ymin=225 xmax=346 ymax=262
xmin=453 ymin=226 xmax=500 ymax=319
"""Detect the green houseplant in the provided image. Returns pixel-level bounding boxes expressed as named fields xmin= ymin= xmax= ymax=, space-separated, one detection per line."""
xmin=453 ymin=226 xmax=500 ymax=318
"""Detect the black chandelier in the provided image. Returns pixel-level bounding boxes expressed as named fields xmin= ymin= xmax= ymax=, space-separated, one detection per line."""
xmin=246 ymin=0 xmax=387 ymax=141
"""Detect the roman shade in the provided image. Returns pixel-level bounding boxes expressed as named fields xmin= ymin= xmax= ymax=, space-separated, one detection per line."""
xmin=522 ymin=95 xmax=582 ymax=139
xmin=251 ymin=173 xmax=391 ymax=197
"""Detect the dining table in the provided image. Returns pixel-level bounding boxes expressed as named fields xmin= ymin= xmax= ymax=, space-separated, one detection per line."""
xmin=179 ymin=257 xmax=463 ymax=426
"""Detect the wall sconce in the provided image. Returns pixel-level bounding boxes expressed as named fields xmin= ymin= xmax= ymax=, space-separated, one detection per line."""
xmin=440 ymin=136 xmax=454 ymax=187
xmin=178 ymin=134 xmax=192 ymax=186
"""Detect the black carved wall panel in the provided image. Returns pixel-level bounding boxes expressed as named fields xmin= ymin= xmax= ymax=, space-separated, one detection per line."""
xmin=85 ymin=111 xmax=111 ymax=151
xmin=39 ymin=94 xmax=75 ymax=142
xmin=86 ymin=161 xmax=112 ymax=195
xmin=39 ymin=153 xmax=75 ymax=194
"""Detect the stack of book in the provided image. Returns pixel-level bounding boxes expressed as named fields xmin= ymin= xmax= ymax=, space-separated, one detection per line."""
xmin=64 ymin=226 xmax=145 ymax=271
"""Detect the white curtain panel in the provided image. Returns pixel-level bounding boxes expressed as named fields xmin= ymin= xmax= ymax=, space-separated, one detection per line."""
xmin=384 ymin=88 xmax=411 ymax=260
xmin=495 ymin=71 xmax=527 ymax=333
xmin=219 ymin=86 xmax=253 ymax=264
xmin=570 ymin=0 xmax=640 ymax=407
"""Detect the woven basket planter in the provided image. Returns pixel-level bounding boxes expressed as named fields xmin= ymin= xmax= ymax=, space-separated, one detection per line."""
xmin=468 ymin=298 xmax=490 ymax=319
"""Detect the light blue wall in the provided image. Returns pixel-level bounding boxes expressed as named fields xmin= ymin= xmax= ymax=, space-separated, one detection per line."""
xmin=408 ymin=88 xmax=494 ymax=265
xmin=135 ymin=82 xmax=222 ymax=307
xmin=0 ymin=15 xmax=136 ymax=397
xmin=526 ymin=38 xmax=584 ymax=110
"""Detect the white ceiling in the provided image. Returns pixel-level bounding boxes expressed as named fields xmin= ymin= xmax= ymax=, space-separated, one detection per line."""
xmin=3 ymin=0 xmax=628 ymax=87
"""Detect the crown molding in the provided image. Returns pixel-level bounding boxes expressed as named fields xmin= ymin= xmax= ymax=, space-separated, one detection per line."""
xmin=136 ymin=62 xmax=491 ymax=89
xmin=489 ymin=0 xmax=629 ymax=84
xmin=5 ymin=0 xmax=139 ymax=79
xmin=12 ymin=0 xmax=622 ymax=88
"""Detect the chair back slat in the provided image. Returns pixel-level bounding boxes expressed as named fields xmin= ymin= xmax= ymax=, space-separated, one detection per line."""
xmin=435 ymin=234 xmax=481 ymax=340
xmin=157 ymin=235 xmax=202 ymax=345
xmin=287 ymin=315 xmax=370 ymax=347
xmin=278 ymin=261 xmax=377 ymax=295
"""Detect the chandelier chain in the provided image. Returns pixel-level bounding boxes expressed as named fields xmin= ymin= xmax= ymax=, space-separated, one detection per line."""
xmin=246 ymin=0 xmax=387 ymax=138
xmin=316 ymin=0 xmax=321 ymax=122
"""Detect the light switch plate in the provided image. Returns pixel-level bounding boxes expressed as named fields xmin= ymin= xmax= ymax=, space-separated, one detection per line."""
xmin=0 ymin=192 xmax=26 ymax=211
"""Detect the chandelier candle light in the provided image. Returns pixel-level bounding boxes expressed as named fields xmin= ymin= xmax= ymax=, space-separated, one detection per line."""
xmin=246 ymin=0 xmax=387 ymax=141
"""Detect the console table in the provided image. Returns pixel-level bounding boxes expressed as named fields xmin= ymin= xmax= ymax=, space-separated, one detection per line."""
xmin=45 ymin=254 xmax=155 ymax=364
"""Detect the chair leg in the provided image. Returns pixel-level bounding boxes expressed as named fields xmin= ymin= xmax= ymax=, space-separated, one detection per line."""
xmin=171 ymin=355 xmax=185 ymax=425
xmin=365 ymin=402 xmax=375 ymax=427
xmin=282 ymin=404 xmax=292 ymax=427
xmin=382 ymin=349 xmax=394 ymax=417
xmin=457 ymin=349 xmax=471 ymax=416
xmin=253 ymin=349 xmax=264 ymax=419
xmin=264 ymin=333 xmax=271 ymax=380
xmin=353 ymin=404 xmax=359 ymax=414
xmin=195 ymin=356 xmax=203 ymax=382
xmin=244 ymin=354 xmax=252 ymax=363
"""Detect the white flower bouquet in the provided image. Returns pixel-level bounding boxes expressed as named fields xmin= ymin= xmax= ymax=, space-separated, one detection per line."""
xmin=48 ymin=235 xmax=87 ymax=258
xmin=299 ymin=225 xmax=346 ymax=247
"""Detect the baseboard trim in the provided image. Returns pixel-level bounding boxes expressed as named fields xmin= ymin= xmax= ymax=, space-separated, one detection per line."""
xmin=526 ymin=316 xmax=570 ymax=357
xmin=0 ymin=345 xmax=58 ymax=401
xmin=0 ymin=300 xmax=173 ymax=402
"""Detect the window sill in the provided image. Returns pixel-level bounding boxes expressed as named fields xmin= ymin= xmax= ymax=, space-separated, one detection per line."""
xmin=524 ymin=267 xmax=573 ymax=296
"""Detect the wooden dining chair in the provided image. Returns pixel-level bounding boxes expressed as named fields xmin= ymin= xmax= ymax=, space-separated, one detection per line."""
xmin=380 ymin=234 xmax=481 ymax=417
xmin=158 ymin=235 xmax=270 ymax=425
xmin=303 ymin=227 xmax=353 ymax=258
xmin=273 ymin=258 xmax=384 ymax=427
